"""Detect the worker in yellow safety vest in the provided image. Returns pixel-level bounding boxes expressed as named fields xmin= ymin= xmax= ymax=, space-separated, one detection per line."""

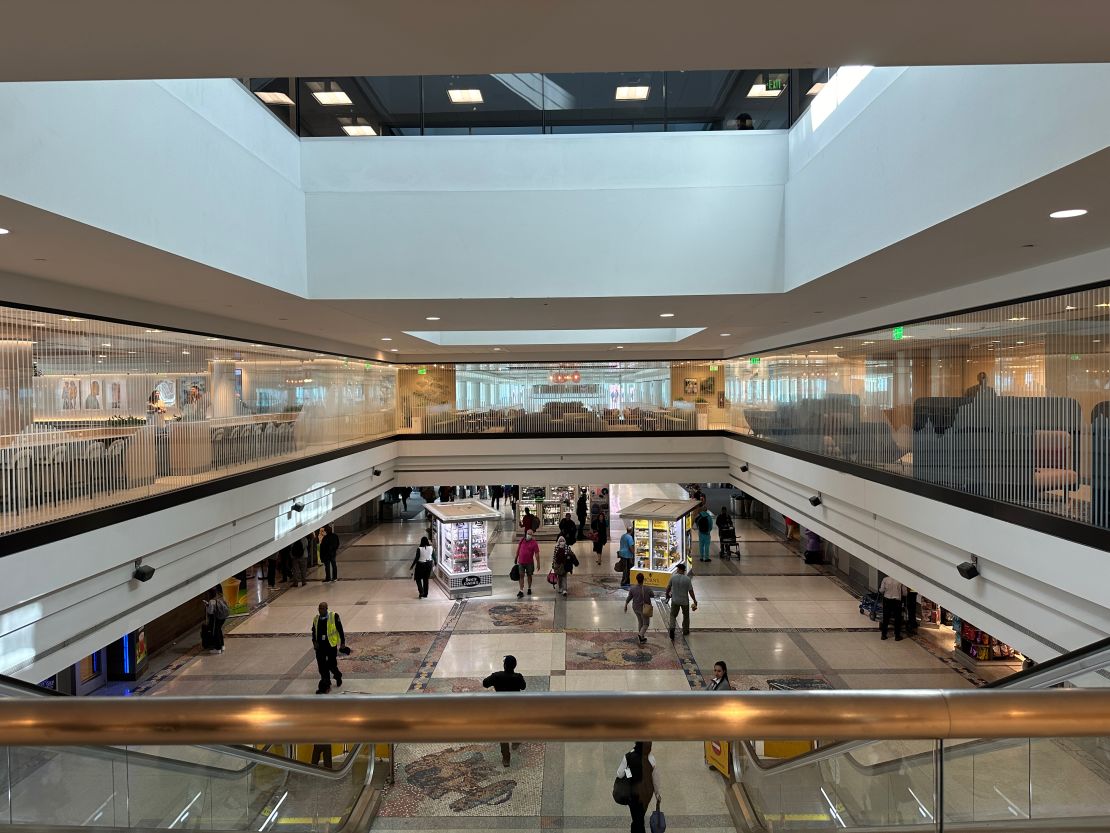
xmin=311 ymin=602 xmax=346 ymax=694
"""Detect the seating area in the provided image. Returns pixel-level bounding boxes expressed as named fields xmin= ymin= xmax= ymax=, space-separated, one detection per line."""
xmin=417 ymin=402 xmax=699 ymax=434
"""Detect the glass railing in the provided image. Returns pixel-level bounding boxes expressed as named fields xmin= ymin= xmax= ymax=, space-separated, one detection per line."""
xmin=732 ymin=638 xmax=1110 ymax=831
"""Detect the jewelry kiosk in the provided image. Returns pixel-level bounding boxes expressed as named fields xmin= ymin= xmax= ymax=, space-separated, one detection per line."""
xmin=620 ymin=497 xmax=699 ymax=588
xmin=427 ymin=500 xmax=500 ymax=597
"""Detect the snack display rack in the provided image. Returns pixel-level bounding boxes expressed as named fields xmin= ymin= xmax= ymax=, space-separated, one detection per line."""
xmin=426 ymin=500 xmax=501 ymax=597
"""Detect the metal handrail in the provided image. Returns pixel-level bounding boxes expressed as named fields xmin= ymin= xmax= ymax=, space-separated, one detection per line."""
xmin=1 ymin=690 xmax=1110 ymax=745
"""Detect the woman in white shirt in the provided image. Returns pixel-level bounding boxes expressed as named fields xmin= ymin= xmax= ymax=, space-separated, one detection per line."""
xmin=615 ymin=741 xmax=661 ymax=833
xmin=410 ymin=536 xmax=435 ymax=599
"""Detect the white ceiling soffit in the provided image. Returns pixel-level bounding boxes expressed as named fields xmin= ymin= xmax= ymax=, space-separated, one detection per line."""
xmin=2 ymin=1 xmax=1110 ymax=81
xmin=405 ymin=328 xmax=705 ymax=346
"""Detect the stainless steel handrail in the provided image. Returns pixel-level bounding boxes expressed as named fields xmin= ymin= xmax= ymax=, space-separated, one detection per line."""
xmin=1 ymin=690 xmax=1110 ymax=745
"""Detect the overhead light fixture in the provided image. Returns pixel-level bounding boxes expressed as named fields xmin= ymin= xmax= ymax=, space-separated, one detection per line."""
xmin=1049 ymin=209 xmax=1088 ymax=219
xmin=181 ymin=350 xmax=190 ymax=355
xmin=1097 ymin=303 xmax=1110 ymax=309
xmin=833 ymin=346 xmax=843 ymax=349
xmin=0 ymin=228 xmax=9 ymax=235
xmin=426 ymin=316 xmax=441 ymax=321
xmin=720 ymin=333 xmax=731 ymax=337
xmin=615 ymin=85 xmax=650 ymax=101
xmin=1066 ymin=305 xmax=1078 ymax=310
xmin=206 ymin=337 xmax=219 ymax=341
xmin=101 ymin=342 xmax=111 ymax=347
xmin=310 ymin=85 xmax=352 ymax=106
xmin=60 ymin=317 xmax=82 ymax=322
xmin=390 ymin=348 xmax=399 ymax=352
xmin=862 ymin=341 xmax=875 ymax=345
xmin=448 ymin=89 xmax=483 ymax=104
xmin=1016 ymin=341 xmax=1025 ymax=345
xmin=946 ymin=327 xmax=962 ymax=331
xmin=659 ymin=313 xmax=675 ymax=318
xmin=493 ymin=347 xmax=502 ymax=351
xmin=616 ymin=346 xmax=624 ymax=349
xmin=128 ymin=351 xmax=136 ymax=354
xmin=145 ymin=328 xmax=161 ymax=333
xmin=747 ymin=75 xmax=786 ymax=98
xmin=381 ymin=337 xmax=393 ymax=341
xmin=97 ymin=354 xmax=107 ymax=358
xmin=1008 ymin=317 xmax=1027 ymax=321
xmin=341 ymin=121 xmax=377 ymax=137
xmin=806 ymin=82 xmax=826 ymax=96
xmin=255 ymin=91 xmax=294 ymax=106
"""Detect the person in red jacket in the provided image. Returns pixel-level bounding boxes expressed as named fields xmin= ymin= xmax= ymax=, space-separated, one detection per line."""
xmin=515 ymin=529 xmax=539 ymax=598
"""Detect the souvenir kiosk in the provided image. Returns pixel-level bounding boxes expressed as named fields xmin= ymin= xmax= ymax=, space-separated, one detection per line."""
xmin=517 ymin=485 xmax=594 ymax=536
xmin=427 ymin=500 xmax=500 ymax=598
xmin=620 ymin=497 xmax=699 ymax=588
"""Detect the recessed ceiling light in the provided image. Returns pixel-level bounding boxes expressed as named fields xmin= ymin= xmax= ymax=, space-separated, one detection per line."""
xmin=862 ymin=341 xmax=875 ymax=345
xmin=1094 ymin=339 xmax=1102 ymax=343
xmin=145 ymin=328 xmax=161 ymax=333
xmin=97 ymin=359 xmax=103 ymax=364
xmin=616 ymin=346 xmax=624 ymax=349
xmin=833 ymin=346 xmax=843 ymax=349
xmin=1049 ymin=209 xmax=1088 ymax=219
xmin=1097 ymin=303 xmax=1110 ymax=309
xmin=128 ymin=351 xmax=136 ymax=354
xmin=448 ymin=89 xmax=483 ymax=104
xmin=659 ymin=313 xmax=675 ymax=318
xmin=181 ymin=350 xmax=190 ymax=355
xmin=426 ymin=316 xmax=441 ymax=321
xmin=381 ymin=337 xmax=393 ymax=341
xmin=1065 ymin=305 xmax=1078 ymax=310
xmin=0 ymin=228 xmax=9 ymax=235
xmin=30 ymin=323 xmax=44 ymax=328
xmin=1008 ymin=317 xmax=1027 ymax=321
xmin=255 ymin=91 xmax=294 ymax=106
xmin=615 ymin=85 xmax=650 ymax=101
xmin=312 ymin=89 xmax=352 ymax=106
xmin=1016 ymin=341 xmax=1025 ymax=345
xmin=719 ymin=333 xmax=731 ymax=337
xmin=341 ymin=123 xmax=377 ymax=137
xmin=206 ymin=337 xmax=218 ymax=341
xmin=390 ymin=348 xmax=399 ymax=352
xmin=101 ymin=342 xmax=111 ymax=347
xmin=493 ymin=347 xmax=502 ymax=351
xmin=97 ymin=354 xmax=107 ymax=358
xmin=60 ymin=317 xmax=82 ymax=322
xmin=946 ymin=327 xmax=962 ymax=331
xmin=747 ymin=83 xmax=783 ymax=98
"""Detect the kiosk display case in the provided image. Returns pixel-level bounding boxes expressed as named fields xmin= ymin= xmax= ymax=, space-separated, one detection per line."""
xmin=517 ymin=484 xmax=597 ymax=537
xmin=620 ymin=497 xmax=699 ymax=588
xmin=426 ymin=500 xmax=501 ymax=597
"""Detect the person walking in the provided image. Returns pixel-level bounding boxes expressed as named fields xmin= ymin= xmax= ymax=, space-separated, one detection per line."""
xmin=615 ymin=741 xmax=662 ymax=833
xmin=695 ymin=507 xmax=714 ymax=562
xmin=320 ymin=524 xmax=340 ymax=582
xmin=400 ymin=486 xmax=411 ymax=512
xmin=618 ymin=525 xmax=636 ymax=588
xmin=665 ymin=562 xmax=697 ymax=640
xmin=291 ymin=537 xmax=308 ymax=587
xmin=879 ymin=574 xmax=905 ymax=641
xmin=552 ymin=535 xmax=570 ymax=597
xmin=624 ymin=573 xmax=655 ymax=644
xmin=576 ymin=490 xmax=588 ymax=537
xmin=591 ymin=511 xmax=609 ymax=566
xmin=265 ymin=551 xmax=278 ymax=589
xmin=515 ymin=528 xmax=539 ymax=598
xmin=203 ymin=588 xmax=227 ymax=654
xmin=411 ymin=535 xmax=435 ymax=598
xmin=559 ymin=512 xmax=577 ymax=546
xmin=904 ymin=587 xmax=919 ymax=635
xmin=279 ymin=544 xmax=293 ymax=584
xmin=310 ymin=602 xmax=345 ymax=694
xmin=490 ymin=484 xmax=503 ymax=509
xmin=482 ymin=655 xmax=527 ymax=767
xmin=509 ymin=484 xmax=520 ymax=514
xmin=706 ymin=660 xmax=731 ymax=690
xmin=520 ymin=507 xmax=539 ymax=535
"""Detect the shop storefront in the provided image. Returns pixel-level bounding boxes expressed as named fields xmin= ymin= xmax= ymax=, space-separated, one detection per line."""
xmin=516 ymin=485 xmax=603 ymax=536
xmin=427 ymin=500 xmax=500 ymax=598
xmin=621 ymin=497 xmax=698 ymax=588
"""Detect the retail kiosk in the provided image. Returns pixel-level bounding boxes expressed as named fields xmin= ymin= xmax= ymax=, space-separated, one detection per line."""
xmin=620 ymin=497 xmax=699 ymax=588
xmin=517 ymin=484 xmax=596 ymax=536
xmin=427 ymin=500 xmax=500 ymax=598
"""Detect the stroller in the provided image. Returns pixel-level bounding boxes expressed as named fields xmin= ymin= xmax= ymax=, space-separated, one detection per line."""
xmin=718 ymin=522 xmax=738 ymax=559
xmin=859 ymin=592 xmax=882 ymax=621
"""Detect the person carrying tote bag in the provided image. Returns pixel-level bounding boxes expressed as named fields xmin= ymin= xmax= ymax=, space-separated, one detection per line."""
xmin=410 ymin=536 xmax=435 ymax=599
xmin=614 ymin=741 xmax=661 ymax=833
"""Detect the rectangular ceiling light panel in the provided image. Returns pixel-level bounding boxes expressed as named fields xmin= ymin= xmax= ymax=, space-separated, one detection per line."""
xmin=615 ymin=85 xmax=650 ymax=101
xmin=255 ymin=91 xmax=294 ymax=106
xmin=404 ymin=327 xmax=704 ymax=346
xmin=342 ymin=124 xmax=378 ymax=136
xmin=448 ymin=88 xmax=484 ymax=104
xmin=746 ymin=83 xmax=782 ymax=98
xmin=312 ymin=90 xmax=352 ymax=105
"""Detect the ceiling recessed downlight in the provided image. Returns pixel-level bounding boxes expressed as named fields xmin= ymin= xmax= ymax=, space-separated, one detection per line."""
xmin=255 ymin=91 xmax=294 ymax=106
xmin=1049 ymin=209 xmax=1088 ymax=219
xmin=615 ymin=85 xmax=650 ymax=101
xmin=390 ymin=348 xmax=399 ymax=352
xmin=0 ymin=228 xmax=9 ymax=235
xmin=659 ymin=313 xmax=675 ymax=318
xmin=719 ymin=333 xmax=731 ymax=337
xmin=341 ymin=121 xmax=377 ymax=137
xmin=616 ymin=346 xmax=624 ymax=349
xmin=425 ymin=316 xmax=441 ymax=321
xmin=448 ymin=89 xmax=483 ymax=104
xmin=493 ymin=347 xmax=502 ymax=351
xmin=311 ymin=89 xmax=352 ymax=106
xmin=381 ymin=337 xmax=393 ymax=341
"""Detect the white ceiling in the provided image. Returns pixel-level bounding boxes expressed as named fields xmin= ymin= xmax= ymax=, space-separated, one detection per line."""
xmin=2 ymin=146 xmax=1110 ymax=363
xmin=1 ymin=1 xmax=1109 ymax=81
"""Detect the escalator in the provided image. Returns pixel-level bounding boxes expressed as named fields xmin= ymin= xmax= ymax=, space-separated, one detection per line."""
xmin=0 ymin=675 xmax=383 ymax=831
xmin=728 ymin=637 xmax=1110 ymax=831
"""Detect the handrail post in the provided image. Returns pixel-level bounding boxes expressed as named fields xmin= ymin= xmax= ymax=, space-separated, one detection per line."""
xmin=934 ymin=738 xmax=944 ymax=833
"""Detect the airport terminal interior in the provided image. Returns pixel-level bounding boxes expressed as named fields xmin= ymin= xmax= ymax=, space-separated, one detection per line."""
xmin=2 ymin=5 xmax=1110 ymax=833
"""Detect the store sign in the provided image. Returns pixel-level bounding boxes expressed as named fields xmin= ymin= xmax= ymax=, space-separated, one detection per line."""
xmin=461 ymin=575 xmax=481 ymax=588
xmin=892 ymin=326 xmax=904 ymax=341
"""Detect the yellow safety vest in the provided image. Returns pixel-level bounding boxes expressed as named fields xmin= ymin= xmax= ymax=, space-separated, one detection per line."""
xmin=313 ymin=613 xmax=339 ymax=647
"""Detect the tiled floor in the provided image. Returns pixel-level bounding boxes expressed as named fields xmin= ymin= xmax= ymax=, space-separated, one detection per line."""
xmin=121 ymin=486 xmax=1099 ymax=832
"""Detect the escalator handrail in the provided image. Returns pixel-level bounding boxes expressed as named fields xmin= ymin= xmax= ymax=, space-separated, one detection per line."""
xmin=0 ymin=673 xmax=366 ymax=781
xmin=734 ymin=634 xmax=1110 ymax=777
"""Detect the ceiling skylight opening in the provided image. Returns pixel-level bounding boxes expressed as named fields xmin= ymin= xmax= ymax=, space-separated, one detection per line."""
xmin=615 ymin=85 xmax=650 ymax=101
xmin=448 ymin=89 xmax=483 ymax=104
xmin=256 ymin=91 xmax=294 ymax=106
xmin=308 ymin=81 xmax=352 ymax=106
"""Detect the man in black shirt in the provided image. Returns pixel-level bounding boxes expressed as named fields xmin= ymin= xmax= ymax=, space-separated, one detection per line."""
xmin=311 ymin=602 xmax=345 ymax=694
xmin=559 ymin=512 xmax=577 ymax=546
xmin=320 ymin=524 xmax=340 ymax=583
xmin=482 ymin=654 xmax=526 ymax=767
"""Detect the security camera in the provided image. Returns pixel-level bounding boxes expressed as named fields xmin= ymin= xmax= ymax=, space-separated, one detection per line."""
xmin=133 ymin=562 xmax=155 ymax=582
xmin=808 ymin=495 xmax=822 ymax=507
xmin=290 ymin=502 xmax=305 ymax=513
xmin=740 ymin=464 xmax=749 ymax=473
xmin=372 ymin=468 xmax=382 ymax=476
xmin=957 ymin=559 xmax=980 ymax=580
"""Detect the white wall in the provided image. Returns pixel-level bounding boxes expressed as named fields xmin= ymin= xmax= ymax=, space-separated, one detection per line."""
xmin=302 ymin=132 xmax=787 ymax=299
xmin=784 ymin=63 xmax=1110 ymax=291
xmin=0 ymin=444 xmax=399 ymax=682
xmin=0 ymin=79 xmax=307 ymax=295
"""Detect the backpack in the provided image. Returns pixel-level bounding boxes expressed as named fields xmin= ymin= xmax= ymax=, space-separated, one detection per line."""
xmin=697 ymin=514 xmax=711 ymax=534
xmin=612 ymin=751 xmax=637 ymax=805
xmin=214 ymin=596 xmax=230 ymax=621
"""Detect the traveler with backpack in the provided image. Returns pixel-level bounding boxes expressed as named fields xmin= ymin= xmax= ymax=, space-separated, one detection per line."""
xmin=520 ymin=507 xmax=539 ymax=535
xmin=613 ymin=741 xmax=662 ymax=833
xmin=695 ymin=508 xmax=714 ymax=562
xmin=203 ymin=588 xmax=228 ymax=654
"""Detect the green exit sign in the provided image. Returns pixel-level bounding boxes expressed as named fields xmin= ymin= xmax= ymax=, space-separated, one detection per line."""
xmin=749 ymin=357 xmax=761 ymax=365
xmin=417 ymin=367 xmax=427 ymax=375
xmin=709 ymin=364 xmax=719 ymax=372
xmin=892 ymin=326 xmax=904 ymax=341
xmin=765 ymin=76 xmax=784 ymax=92
xmin=1070 ymin=354 xmax=1081 ymax=360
